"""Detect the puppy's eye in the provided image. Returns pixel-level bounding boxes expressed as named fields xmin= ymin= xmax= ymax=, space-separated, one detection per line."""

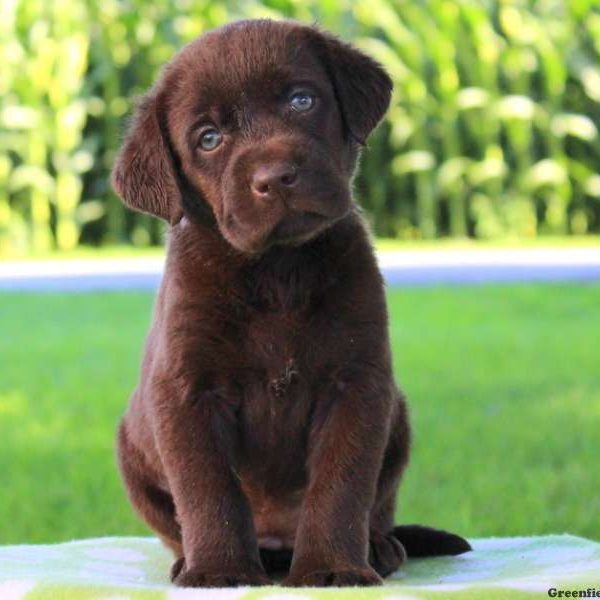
xmin=289 ymin=92 xmax=315 ymax=113
xmin=198 ymin=128 xmax=222 ymax=151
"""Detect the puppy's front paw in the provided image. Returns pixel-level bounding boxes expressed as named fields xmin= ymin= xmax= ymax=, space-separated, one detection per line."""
xmin=284 ymin=566 xmax=382 ymax=587
xmin=172 ymin=559 xmax=271 ymax=588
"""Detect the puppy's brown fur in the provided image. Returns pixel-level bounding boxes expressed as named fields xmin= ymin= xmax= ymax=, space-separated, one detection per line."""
xmin=112 ymin=19 xmax=471 ymax=588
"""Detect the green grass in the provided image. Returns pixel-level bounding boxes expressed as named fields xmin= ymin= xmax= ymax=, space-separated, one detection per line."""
xmin=1 ymin=285 xmax=599 ymax=545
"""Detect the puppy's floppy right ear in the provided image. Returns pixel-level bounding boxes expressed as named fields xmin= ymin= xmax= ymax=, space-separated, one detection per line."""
xmin=111 ymin=92 xmax=182 ymax=224
xmin=309 ymin=28 xmax=393 ymax=145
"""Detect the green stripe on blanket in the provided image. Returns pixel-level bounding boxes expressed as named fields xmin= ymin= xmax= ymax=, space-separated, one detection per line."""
xmin=1 ymin=535 xmax=599 ymax=599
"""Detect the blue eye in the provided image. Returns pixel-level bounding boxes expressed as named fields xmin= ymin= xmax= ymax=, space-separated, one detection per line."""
xmin=199 ymin=128 xmax=222 ymax=151
xmin=289 ymin=92 xmax=315 ymax=113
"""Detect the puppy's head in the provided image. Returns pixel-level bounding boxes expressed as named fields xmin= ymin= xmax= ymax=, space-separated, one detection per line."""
xmin=112 ymin=20 xmax=391 ymax=254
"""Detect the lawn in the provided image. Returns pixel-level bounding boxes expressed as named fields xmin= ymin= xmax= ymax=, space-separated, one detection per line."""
xmin=0 ymin=284 xmax=599 ymax=545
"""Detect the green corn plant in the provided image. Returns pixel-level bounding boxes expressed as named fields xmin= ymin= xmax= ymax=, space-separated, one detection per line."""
xmin=3 ymin=1 xmax=54 ymax=253
xmin=3 ymin=0 xmax=600 ymax=255
xmin=349 ymin=0 xmax=600 ymax=239
xmin=50 ymin=0 xmax=89 ymax=251
xmin=0 ymin=0 xmax=20 ymax=253
xmin=0 ymin=154 xmax=11 ymax=254
xmin=2 ymin=0 xmax=90 ymax=254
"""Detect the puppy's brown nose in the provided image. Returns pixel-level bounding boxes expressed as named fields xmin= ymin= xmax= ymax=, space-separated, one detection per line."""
xmin=251 ymin=163 xmax=297 ymax=198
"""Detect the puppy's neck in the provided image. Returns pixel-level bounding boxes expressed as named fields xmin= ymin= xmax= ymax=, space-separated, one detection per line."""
xmin=165 ymin=212 xmax=364 ymax=312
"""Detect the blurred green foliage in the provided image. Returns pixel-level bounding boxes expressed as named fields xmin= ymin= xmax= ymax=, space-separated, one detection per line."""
xmin=2 ymin=0 xmax=600 ymax=255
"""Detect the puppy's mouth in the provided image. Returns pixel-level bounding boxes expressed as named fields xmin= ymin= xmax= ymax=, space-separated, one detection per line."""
xmin=268 ymin=211 xmax=337 ymax=247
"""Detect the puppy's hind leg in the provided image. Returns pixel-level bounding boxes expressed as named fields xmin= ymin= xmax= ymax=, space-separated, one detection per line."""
xmin=369 ymin=393 xmax=471 ymax=575
xmin=117 ymin=420 xmax=184 ymax=577
xmin=368 ymin=393 xmax=411 ymax=578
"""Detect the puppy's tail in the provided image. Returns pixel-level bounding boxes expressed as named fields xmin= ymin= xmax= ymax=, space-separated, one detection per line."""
xmin=392 ymin=524 xmax=472 ymax=557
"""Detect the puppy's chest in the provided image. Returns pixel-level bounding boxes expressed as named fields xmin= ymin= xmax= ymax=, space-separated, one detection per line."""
xmin=243 ymin=310 xmax=310 ymax=397
xmin=233 ymin=310 xmax=315 ymax=479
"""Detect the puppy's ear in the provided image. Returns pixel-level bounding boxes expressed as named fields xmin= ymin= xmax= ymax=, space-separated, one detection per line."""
xmin=312 ymin=30 xmax=392 ymax=144
xmin=111 ymin=92 xmax=182 ymax=223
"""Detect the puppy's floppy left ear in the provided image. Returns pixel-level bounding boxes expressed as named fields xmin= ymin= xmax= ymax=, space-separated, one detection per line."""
xmin=111 ymin=90 xmax=183 ymax=224
xmin=311 ymin=29 xmax=393 ymax=144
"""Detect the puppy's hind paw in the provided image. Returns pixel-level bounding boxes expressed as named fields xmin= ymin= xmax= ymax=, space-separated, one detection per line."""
xmin=369 ymin=531 xmax=407 ymax=578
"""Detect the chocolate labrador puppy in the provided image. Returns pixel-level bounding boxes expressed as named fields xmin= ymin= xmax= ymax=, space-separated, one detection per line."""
xmin=112 ymin=19 xmax=471 ymax=588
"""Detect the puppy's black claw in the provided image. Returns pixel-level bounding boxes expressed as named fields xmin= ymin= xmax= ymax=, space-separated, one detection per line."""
xmin=170 ymin=556 xmax=185 ymax=582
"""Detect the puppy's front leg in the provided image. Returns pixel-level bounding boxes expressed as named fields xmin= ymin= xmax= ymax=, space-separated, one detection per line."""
xmin=285 ymin=370 xmax=391 ymax=587
xmin=152 ymin=383 xmax=270 ymax=588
